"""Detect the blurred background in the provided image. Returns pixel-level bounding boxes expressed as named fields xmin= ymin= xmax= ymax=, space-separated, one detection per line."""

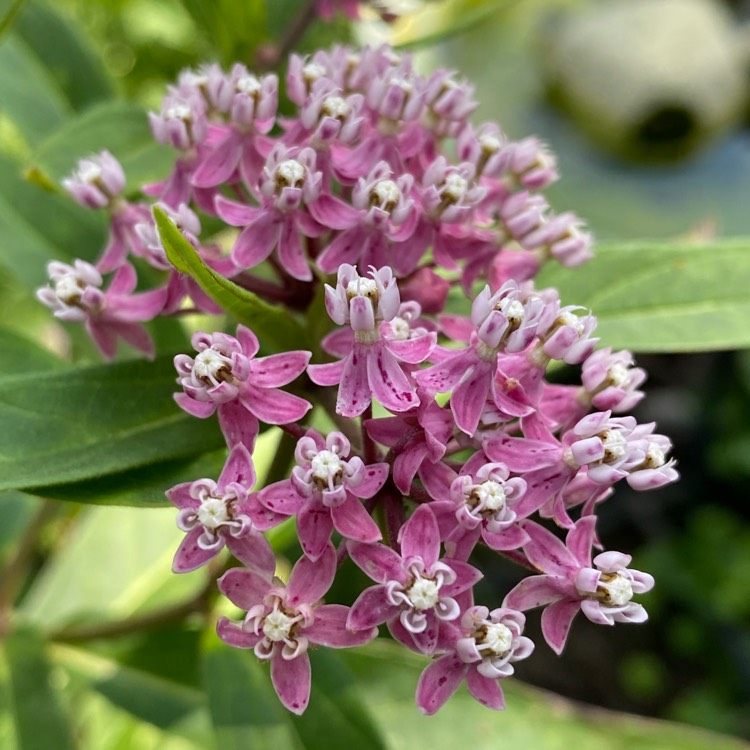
xmin=1 ymin=0 xmax=750 ymax=747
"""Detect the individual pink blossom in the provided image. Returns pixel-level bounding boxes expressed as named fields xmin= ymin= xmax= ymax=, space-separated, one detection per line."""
xmin=191 ymin=66 xmax=278 ymax=189
xmin=166 ymin=444 xmax=281 ymax=573
xmin=316 ymin=162 xmax=417 ymax=272
xmin=174 ymin=325 xmax=312 ymax=448
xmin=217 ymin=544 xmax=377 ymax=714
xmin=416 ymin=606 xmax=534 ymax=714
xmin=500 ymin=136 xmax=559 ymax=191
xmin=504 ymin=517 xmax=654 ymax=654
xmin=429 ymin=461 xmax=530 ymax=560
xmin=308 ymin=264 xmax=434 ymax=417
xmin=416 ymin=281 xmax=545 ymax=435
xmin=258 ymin=430 xmax=387 ymax=561
xmin=215 ymin=144 xmax=329 ymax=281
xmin=581 ymin=348 xmax=647 ymax=412
xmin=62 ymin=150 xmax=126 ymax=209
xmin=36 ymin=260 xmax=165 ymax=359
xmin=347 ymin=505 xmax=482 ymax=654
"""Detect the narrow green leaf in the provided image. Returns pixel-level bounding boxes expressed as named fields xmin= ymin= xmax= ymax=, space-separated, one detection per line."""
xmin=36 ymin=450 xmax=226 ymax=507
xmin=202 ymin=643 xmax=298 ymax=749
xmin=0 ymin=33 xmax=70 ymax=147
xmin=0 ymin=356 xmax=224 ymax=492
xmin=4 ymin=629 xmax=75 ymax=750
xmin=32 ymin=101 xmax=173 ymax=188
xmin=537 ymin=238 xmax=750 ymax=352
xmin=14 ymin=3 xmax=114 ymax=110
xmin=155 ymin=207 xmax=306 ymax=352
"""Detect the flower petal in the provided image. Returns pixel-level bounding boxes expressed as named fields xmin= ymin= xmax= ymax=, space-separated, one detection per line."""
xmin=216 ymin=617 xmax=262 ymax=649
xmin=226 ymin=530 xmax=276 ymax=577
xmin=347 ymin=585 xmax=400 ymax=630
xmin=297 ymin=498 xmax=334 ymax=562
xmin=416 ymin=653 xmax=466 ymax=715
xmin=399 ymin=504 xmax=440 ymax=568
xmin=271 ymin=651 xmax=311 ymax=715
xmin=218 ymin=567 xmax=272 ymax=610
xmin=286 ymin=542 xmax=336 ymax=606
xmin=541 ymin=598 xmax=581 ymax=655
xmin=305 ymin=604 xmax=377 ymax=647
xmin=218 ymin=443 xmax=255 ymax=489
xmin=331 ymin=496 xmax=382 ymax=543
xmin=466 ymin=668 xmax=505 ymax=710
xmin=172 ymin=526 xmax=220 ymax=573
xmin=347 ymin=541 xmax=407 ymax=584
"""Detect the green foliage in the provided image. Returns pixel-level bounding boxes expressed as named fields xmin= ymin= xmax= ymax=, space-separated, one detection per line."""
xmin=0 ymin=356 xmax=224 ymax=493
xmin=155 ymin=207 xmax=307 ymax=352
xmin=538 ymin=238 xmax=750 ymax=352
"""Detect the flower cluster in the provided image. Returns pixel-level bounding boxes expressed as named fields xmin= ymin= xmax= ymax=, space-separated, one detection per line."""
xmin=37 ymin=44 xmax=676 ymax=716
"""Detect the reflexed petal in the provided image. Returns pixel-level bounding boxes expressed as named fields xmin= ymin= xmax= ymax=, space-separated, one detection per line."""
xmin=214 ymin=194 xmax=262 ymax=226
xmin=287 ymin=542 xmax=336 ymax=605
xmin=249 ymin=351 xmax=311 ymax=387
xmin=441 ymin=559 xmax=483 ymax=597
xmin=226 ymin=530 xmax=276 ymax=576
xmin=521 ymin=520 xmax=578 ymax=575
xmin=349 ymin=463 xmax=389 ymax=499
xmin=216 ymin=617 xmax=262 ymax=649
xmin=192 ymin=131 xmax=242 ymax=187
xmin=367 ymin=344 xmax=419 ymax=413
xmin=483 ymin=434 xmax=560 ymax=472
xmin=174 ymin=392 xmax=216 ymax=418
xmin=347 ymin=541 xmax=407 ymax=584
xmin=218 ymin=567 xmax=271 ymax=610
xmin=331 ymin=496 xmax=382 ymax=543
xmin=240 ymin=384 xmax=311 ymax=424
xmin=415 ymin=654 xmax=466 ymax=715
xmin=347 ymin=585 xmax=400 ymax=630
xmin=337 ymin=349 xmax=371 ymax=417
xmin=305 ymin=604 xmax=377 ymax=647
xmin=172 ymin=527 xmax=220 ymax=573
xmin=165 ymin=481 xmax=197 ymax=509
xmin=541 ymin=598 xmax=581 ymax=655
xmin=399 ymin=504 xmax=440 ymax=568
xmin=307 ymin=359 xmax=345 ymax=386
xmin=271 ymin=652 xmax=311 ymax=715
xmin=218 ymin=443 xmax=255 ymax=489
xmin=217 ymin=400 xmax=259 ymax=449
xmin=566 ymin=516 xmax=597 ymax=568
xmin=258 ymin=481 xmax=305 ymax=515
xmin=233 ymin=214 xmax=280 ymax=268
xmin=451 ymin=363 xmax=493 ymax=436
xmin=297 ymin=498 xmax=334 ymax=562
xmin=466 ymin=669 xmax=505 ymax=710
xmin=278 ymin=218 xmax=312 ymax=281
xmin=503 ymin=575 xmax=568 ymax=611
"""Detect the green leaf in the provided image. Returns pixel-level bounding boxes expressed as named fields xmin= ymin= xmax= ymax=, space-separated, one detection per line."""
xmin=342 ymin=641 xmax=749 ymax=750
xmin=537 ymin=238 xmax=750 ymax=353
xmin=0 ymin=33 xmax=70 ymax=148
xmin=35 ymin=450 xmax=226 ymax=508
xmin=4 ymin=629 xmax=75 ymax=750
xmin=202 ymin=642 xmax=298 ymax=749
xmin=13 ymin=3 xmax=115 ymax=110
xmin=155 ymin=207 xmax=306 ymax=352
xmin=32 ymin=100 xmax=173 ymax=189
xmin=0 ymin=327 xmax=64 ymax=375
xmin=54 ymin=644 xmax=208 ymax=734
xmin=0 ymin=356 xmax=224 ymax=493
xmin=21 ymin=506 xmax=199 ymax=628
xmin=202 ymin=641 xmax=386 ymax=750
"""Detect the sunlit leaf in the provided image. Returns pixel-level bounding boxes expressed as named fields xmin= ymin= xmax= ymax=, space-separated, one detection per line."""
xmin=538 ymin=238 xmax=750 ymax=352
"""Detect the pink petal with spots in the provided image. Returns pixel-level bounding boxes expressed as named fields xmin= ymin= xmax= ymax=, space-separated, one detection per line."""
xmin=451 ymin=361 xmax=493 ymax=436
xmin=308 ymin=194 xmax=360 ymax=230
xmin=441 ymin=559 xmax=483 ymax=597
xmin=218 ymin=443 xmax=255 ymax=488
xmin=566 ymin=516 xmax=597 ymax=568
xmin=347 ymin=585 xmax=400 ymax=630
xmin=337 ymin=349 xmax=371 ymax=417
xmin=287 ymin=542 xmax=336 ymax=606
xmin=347 ymin=541 xmax=408 ymax=585
xmin=399 ymin=504 xmax=440 ymax=568
xmin=217 ymin=567 xmax=272 ymax=610
xmin=217 ymin=400 xmax=259 ymax=450
xmin=174 ymin=392 xmax=216 ymax=419
xmin=258 ymin=481 xmax=305 ymax=515
xmin=331 ymin=495 xmax=382 ymax=543
xmin=521 ymin=520 xmax=578 ymax=576
xmin=278 ymin=218 xmax=312 ymax=281
xmin=226 ymin=530 xmax=276 ymax=576
xmin=466 ymin=669 xmax=505 ymax=710
xmin=233 ymin=213 xmax=281 ymax=269
xmin=367 ymin=344 xmax=419 ymax=413
xmin=386 ymin=333 xmax=436 ymax=365
xmin=416 ymin=653 xmax=466 ymax=715
xmin=305 ymin=604 xmax=377 ymax=647
xmin=240 ymin=385 xmax=311 ymax=424
xmin=297 ymin=498 xmax=334 ymax=562
xmin=503 ymin=574 xmax=568 ymax=612
xmin=271 ymin=651 xmax=311 ymax=715
xmin=349 ymin=463 xmax=389 ymax=499
xmin=172 ymin=526 xmax=221 ymax=573
xmin=307 ymin=359 xmax=345 ymax=387
xmin=393 ymin=444 xmax=428 ymax=495
xmin=482 ymin=434 xmax=561 ymax=472
xmin=249 ymin=351 xmax=311 ymax=387
xmin=216 ymin=617 xmax=262 ymax=649
xmin=165 ymin=481 xmax=196 ymax=509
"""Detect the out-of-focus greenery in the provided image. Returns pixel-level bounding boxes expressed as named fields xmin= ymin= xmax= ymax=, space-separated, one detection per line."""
xmin=1 ymin=0 xmax=750 ymax=748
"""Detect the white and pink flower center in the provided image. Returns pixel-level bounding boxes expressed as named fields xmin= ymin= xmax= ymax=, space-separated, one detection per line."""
xmin=310 ymin=449 xmax=344 ymax=487
xmin=54 ymin=273 xmax=86 ymax=305
xmin=481 ymin=622 xmax=513 ymax=656
xmin=597 ymin=571 xmax=634 ymax=607
xmin=197 ymin=495 xmax=231 ymax=530
xmin=371 ymin=179 xmax=401 ymax=212
xmin=262 ymin=607 xmax=299 ymax=642
xmin=600 ymin=429 xmax=627 ymax=463
xmin=276 ymin=159 xmax=306 ymax=189
xmin=236 ymin=74 xmax=261 ymax=97
xmin=193 ymin=349 xmax=231 ymax=383
xmin=406 ymin=576 xmax=441 ymax=611
xmin=471 ymin=480 xmax=507 ymax=513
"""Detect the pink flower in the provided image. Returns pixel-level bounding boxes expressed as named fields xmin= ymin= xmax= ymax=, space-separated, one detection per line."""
xmin=174 ymin=325 xmax=312 ymax=449
xmin=503 ymin=517 xmax=654 ymax=654
xmin=217 ymin=544 xmax=377 ymax=714
xmin=347 ymin=505 xmax=482 ymax=654
xmin=308 ymin=265 xmax=434 ymax=417
xmin=258 ymin=430 xmax=387 ymax=561
xmin=416 ymin=606 xmax=533 ymax=714
xmin=62 ymin=150 xmax=125 ymax=209
xmin=36 ymin=260 xmax=165 ymax=359
xmin=166 ymin=444 xmax=280 ymax=573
